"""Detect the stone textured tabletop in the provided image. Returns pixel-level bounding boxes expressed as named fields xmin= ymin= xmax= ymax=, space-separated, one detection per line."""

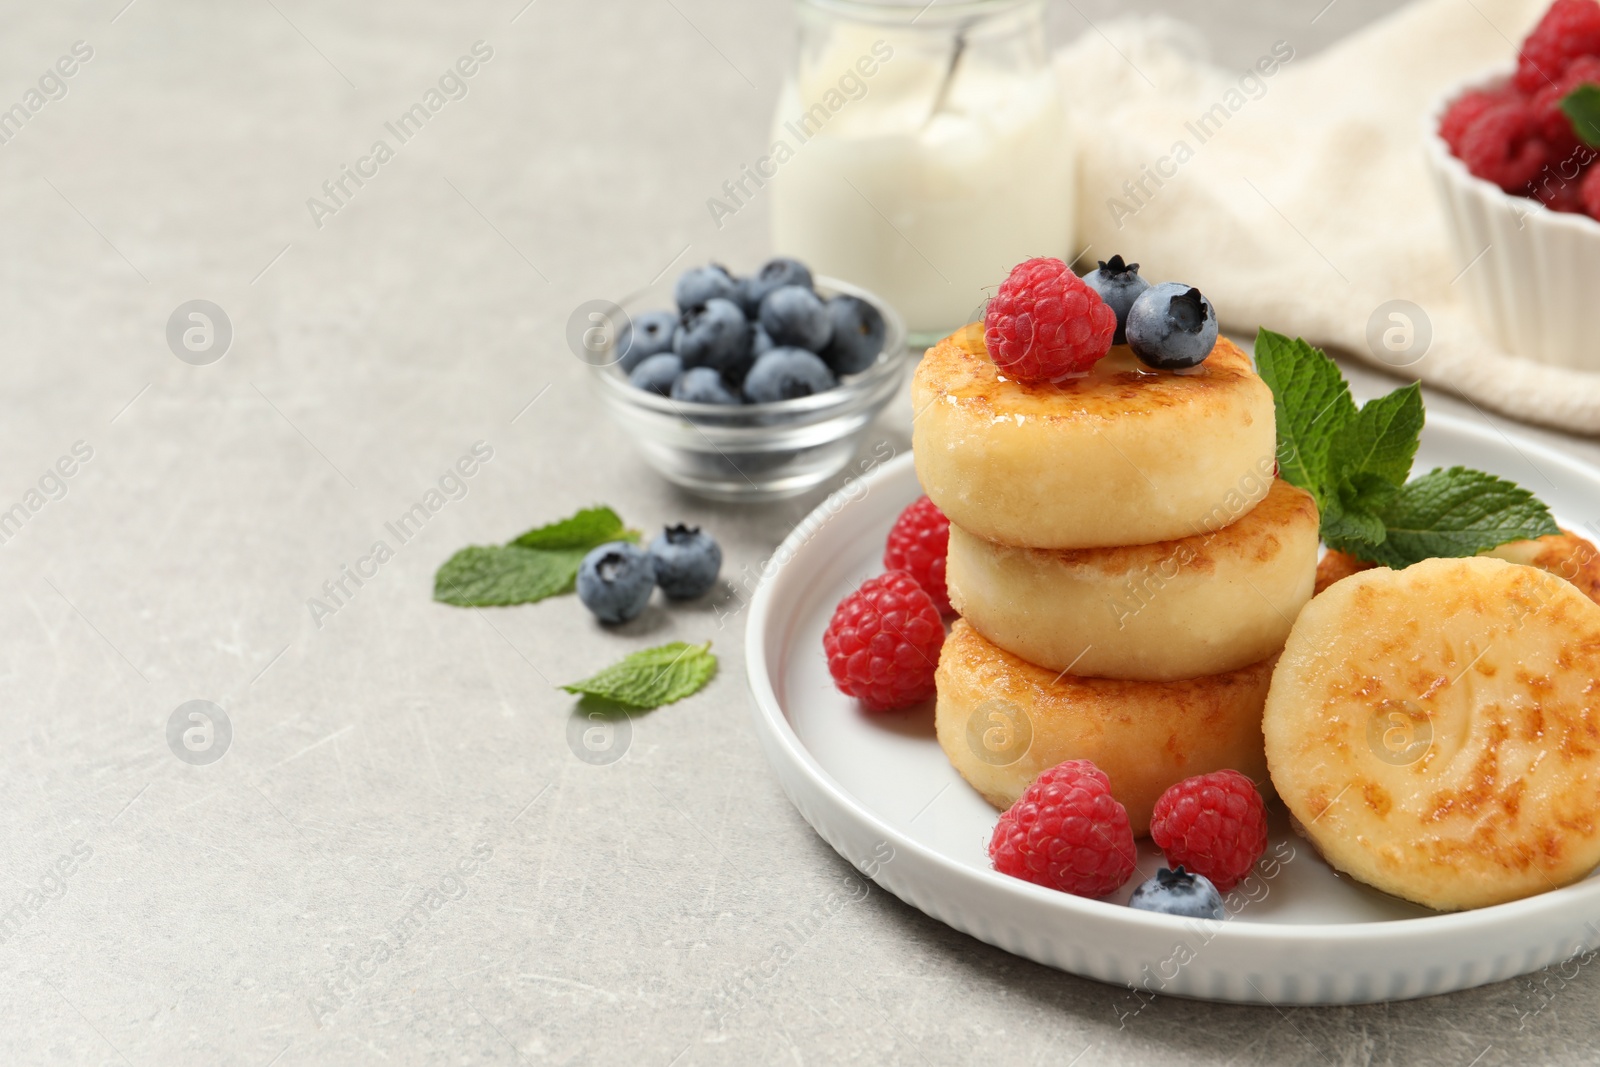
xmin=4 ymin=0 xmax=1598 ymax=1064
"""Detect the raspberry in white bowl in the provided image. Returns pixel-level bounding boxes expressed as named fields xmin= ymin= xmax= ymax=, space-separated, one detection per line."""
xmin=1425 ymin=0 xmax=1600 ymax=368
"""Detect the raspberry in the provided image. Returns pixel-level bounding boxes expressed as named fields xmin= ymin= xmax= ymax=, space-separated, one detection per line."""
xmin=989 ymin=760 xmax=1137 ymax=898
xmin=1440 ymin=85 xmax=1517 ymax=156
xmin=1516 ymin=0 xmax=1600 ymax=94
xmin=1583 ymin=165 xmax=1600 ymax=218
xmin=1149 ymin=770 xmax=1268 ymax=893
xmin=883 ymin=496 xmax=953 ymax=616
xmin=1456 ymin=96 xmax=1552 ymax=192
xmin=1530 ymin=54 xmax=1600 ymax=158
xmin=983 ymin=258 xmax=1117 ymax=383
xmin=822 ymin=571 xmax=944 ymax=712
xmin=1535 ymin=167 xmax=1590 ymax=212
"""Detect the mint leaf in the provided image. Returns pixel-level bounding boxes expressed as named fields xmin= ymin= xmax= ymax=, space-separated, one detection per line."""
xmin=1562 ymin=84 xmax=1600 ymax=149
xmin=1253 ymin=329 xmax=1355 ymax=502
xmin=561 ymin=641 xmax=717 ymax=709
xmin=511 ymin=506 xmax=633 ymax=551
xmin=1254 ymin=329 xmax=1560 ymax=565
xmin=434 ymin=544 xmax=588 ymax=606
xmin=1317 ymin=383 xmax=1421 ymax=557
xmin=1351 ymin=467 xmax=1561 ymax=569
xmin=1322 ymin=472 xmax=1400 ymax=554
xmin=1328 ymin=382 xmax=1423 ymax=490
xmin=1322 ymin=505 xmax=1386 ymax=551
xmin=435 ymin=505 xmax=638 ymax=607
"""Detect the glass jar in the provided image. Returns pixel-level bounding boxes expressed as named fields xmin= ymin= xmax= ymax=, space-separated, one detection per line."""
xmin=768 ymin=0 xmax=1074 ymax=348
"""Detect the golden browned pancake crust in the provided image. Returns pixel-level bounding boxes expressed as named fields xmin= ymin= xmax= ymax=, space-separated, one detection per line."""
xmin=948 ymin=479 xmax=1317 ymax=680
xmin=1267 ymin=556 xmax=1600 ymax=910
xmin=1488 ymin=530 xmax=1600 ymax=603
xmin=1315 ymin=530 xmax=1600 ymax=602
xmin=912 ymin=325 xmax=1277 ymax=549
xmin=936 ymin=620 xmax=1273 ymax=835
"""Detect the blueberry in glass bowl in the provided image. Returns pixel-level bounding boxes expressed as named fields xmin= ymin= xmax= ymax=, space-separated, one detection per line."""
xmin=590 ymin=260 xmax=908 ymax=501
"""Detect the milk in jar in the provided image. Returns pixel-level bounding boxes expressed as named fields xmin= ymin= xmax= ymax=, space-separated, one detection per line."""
xmin=769 ymin=0 xmax=1074 ymax=346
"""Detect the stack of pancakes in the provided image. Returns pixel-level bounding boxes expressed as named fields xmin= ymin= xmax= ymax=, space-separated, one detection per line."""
xmin=914 ymin=325 xmax=1320 ymax=834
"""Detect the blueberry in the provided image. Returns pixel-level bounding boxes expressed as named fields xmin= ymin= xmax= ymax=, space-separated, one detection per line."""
xmin=820 ymin=294 xmax=886 ymax=375
xmin=674 ymin=264 xmax=739 ymax=312
xmin=1126 ymin=283 xmax=1219 ymax=370
xmin=629 ymin=353 xmax=682 ymax=395
xmin=1082 ymin=255 xmax=1150 ymax=346
xmin=743 ymin=347 xmax=836 ymax=403
xmin=752 ymin=324 xmax=775 ymax=358
xmin=739 ymin=257 xmax=814 ymax=314
xmin=674 ymin=298 xmax=752 ymax=379
xmin=617 ymin=309 xmax=678 ymax=372
xmin=759 ymin=285 xmax=833 ymax=352
xmin=576 ymin=542 xmax=656 ymax=624
xmin=670 ymin=366 xmax=741 ymax=405
xmin=1127 ymin=867 xmax=1225 ymax=920
xmin=648 ymin=524 xmax=722 ymax=599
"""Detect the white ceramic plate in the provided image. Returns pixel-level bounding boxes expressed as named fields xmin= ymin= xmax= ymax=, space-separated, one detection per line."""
xmin=745 ymin=410 xmax=1600 ymax=1005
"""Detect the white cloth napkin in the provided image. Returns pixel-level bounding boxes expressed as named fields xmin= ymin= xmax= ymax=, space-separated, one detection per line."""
xmin=1053 ymin=0 xmax=1600 ymax=435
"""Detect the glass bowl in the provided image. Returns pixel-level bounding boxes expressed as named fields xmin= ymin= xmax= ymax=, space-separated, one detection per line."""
xmin=589 ymin=275 xmax=909 ymax=501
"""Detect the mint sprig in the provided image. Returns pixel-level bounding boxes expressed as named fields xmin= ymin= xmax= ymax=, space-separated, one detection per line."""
xmin=1255 ymin=329 xmax=1559 ymax=567
xmin=434 ymin=505 xmax=638 ymax=607
xmin=561 ymin=641 xmax=717 ymax=709
xmin=511 ymin=506 xmax=632 ymax=551
xmin=1326 ymin=381 xmax=1423 ymax=490
xmin=434 ymin=544 xmax=589 ymax=606
xmin=1357 ymin=467 xmax=1561 ymax=569
xmin=1255 ymin=331 xmax=1354 ymax=495
xmin=1561 ymin=84 xmax=1600 ymax=149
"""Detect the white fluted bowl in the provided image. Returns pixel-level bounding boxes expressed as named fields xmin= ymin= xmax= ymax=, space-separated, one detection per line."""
xmin=1424 ymin=71 xmax=1600 ymax=369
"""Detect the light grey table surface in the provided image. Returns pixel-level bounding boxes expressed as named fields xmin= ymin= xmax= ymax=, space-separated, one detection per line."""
xmin=4 ymin=1 xmax=1598 ymax=1064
